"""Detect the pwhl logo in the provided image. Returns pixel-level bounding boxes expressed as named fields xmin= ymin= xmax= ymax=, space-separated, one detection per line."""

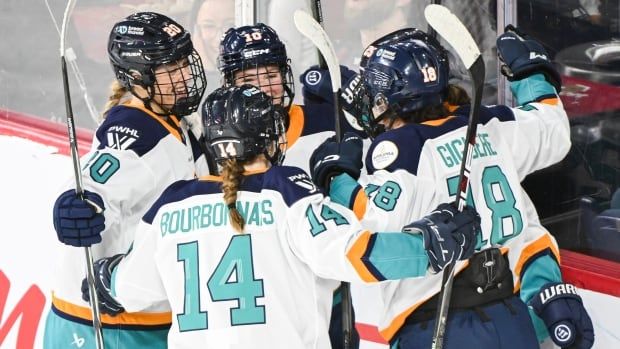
xmin=0 ymin=269 xmax=45 ymax=349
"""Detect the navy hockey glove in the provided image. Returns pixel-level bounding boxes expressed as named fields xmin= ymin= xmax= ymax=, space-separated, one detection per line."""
xmin=496 ymin=25 xmax=562 ymax=91
xmin=339 ymin=73 xmax=368 ymax=132
xmin=530 ymin=283 xmax=594 ymax=349
xmin=82 ymin=254 xmax=125 ymax=316
xmin=53 ymin=189 xmax=105 ymax=247
xmin=403 ymin=203 xmax=481 ymax=273
xmin=300 ymin=64 xmax=357 ymax=105
xmin=309 ymin=132 xmax=363 ymax=192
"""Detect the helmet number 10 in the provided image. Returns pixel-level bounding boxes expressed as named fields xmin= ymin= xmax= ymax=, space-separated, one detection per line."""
xmin=421 ymin=66 xmax=437 ymax=83
xmin=244 ymin=32 xmax=263 ymax=43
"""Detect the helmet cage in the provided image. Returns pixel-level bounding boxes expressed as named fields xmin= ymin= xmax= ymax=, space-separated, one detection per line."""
xmin=108 ymin=12 xmax=207 ymax=116
xmin=218 ymin=23 xmax=294 ymax=110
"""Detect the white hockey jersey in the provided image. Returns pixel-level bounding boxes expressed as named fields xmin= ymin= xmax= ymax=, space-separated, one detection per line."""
xmin=328 ymin=77 xmax=571 ymax=340
xmin=50 ymin=100 xmax=208 ymax=327
xmin=111 ymin=166 xmax=432 ymax=349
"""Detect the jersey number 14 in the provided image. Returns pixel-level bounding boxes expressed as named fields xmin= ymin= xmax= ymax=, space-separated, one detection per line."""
xmin=176 ymin=235 xmax=265 ymax=331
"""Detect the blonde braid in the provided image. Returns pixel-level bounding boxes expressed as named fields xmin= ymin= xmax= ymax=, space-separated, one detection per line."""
xmin=101 ymin=80 xmax=129 ymax=119
xmin=220 ymin=159 xmax=246 ymax=233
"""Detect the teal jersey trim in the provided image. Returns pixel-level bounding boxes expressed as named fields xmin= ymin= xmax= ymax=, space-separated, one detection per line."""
xmin=332 ymin=288 xmax=342 ymax=306
xmin=329 ymin=173 xmax=361 ymax=209
xmin=111 ymin=264 xmax=120 ymax=298
xmin=43 ymin=309 xmax=168 ymax=349
xmin=368 ymin=233 xmax=428 ymax=279
xmin=510 ymin=73 xmax=557 ymax=106
xmin=519 ymin=253 xmax=562 ymax=342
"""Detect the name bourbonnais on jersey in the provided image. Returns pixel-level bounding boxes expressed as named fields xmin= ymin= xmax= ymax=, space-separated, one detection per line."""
xmin=159 ymin=199 xmax=274 ymax=237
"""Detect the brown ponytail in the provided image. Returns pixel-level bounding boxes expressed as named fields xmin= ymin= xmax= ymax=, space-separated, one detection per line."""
xmin=445 ymin=84 xmax=471 ymax=106
xmin=102 ymin=80 xmax=129 ymax=119
xmin=403 ymin=83 xmax=472 ymax=124
xmin=220 ymin=158 xmax=246 ymax=233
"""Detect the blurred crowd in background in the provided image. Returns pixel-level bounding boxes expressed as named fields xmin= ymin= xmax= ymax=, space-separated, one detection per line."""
xmin=1 ymin=0 xmax=619 ymax=263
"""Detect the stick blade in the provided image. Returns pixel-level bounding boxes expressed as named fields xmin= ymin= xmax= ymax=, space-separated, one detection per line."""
xmin=293 ymin=10 xmax=341 ymax=91
xmin=424 ymin=4 xmax=480 ymax=69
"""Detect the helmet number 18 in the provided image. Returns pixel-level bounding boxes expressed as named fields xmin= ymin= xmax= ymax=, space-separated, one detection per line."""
xmin=421 ymin=66 xmax=437 ymax=83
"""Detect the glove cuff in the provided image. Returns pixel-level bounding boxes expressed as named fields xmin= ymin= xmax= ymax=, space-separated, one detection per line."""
xmin=530 ymin=282 xmax=582 ymax=315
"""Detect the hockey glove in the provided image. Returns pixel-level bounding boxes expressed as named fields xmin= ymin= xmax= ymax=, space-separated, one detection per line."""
xmin=530 ymin=283 xmax=594 ymax=349
xmin=81 ymin=254 xmax=125 ymax=316
xmin=53 ymin=189 xmax=105 ymax=247
xmin=496 ymin=25 xmax=562 ymax=92
xmin=403 ymin=203 xmax=481 ymax=273
xmin=340 ymin=73 xmax=368 ymax=133
xmin=300 ymin=64 xmax=357 ymax=105
xmin=309 ymin=132 xmax=363 ymax=192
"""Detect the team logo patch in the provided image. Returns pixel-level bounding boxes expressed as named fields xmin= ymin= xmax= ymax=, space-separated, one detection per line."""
xmin=288 ymin=173 xmax=318 ymax=194
xmin=554 ymin=324 xmax=573 ymax=343
xmin=115 ymin=25 xmax=128 ymax=34
xmin=106 ymin=126 xmax=140 ymax=150
xmin=371 ymin=140 xmax=398 ymax=169
xmin=71 ymin=333 xmax=85 ymax=347
xmin=305 ymin=70 xmax=322 ymax=86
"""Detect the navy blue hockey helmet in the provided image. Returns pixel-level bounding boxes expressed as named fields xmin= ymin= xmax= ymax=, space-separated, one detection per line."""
xmin=218 ymin=23 xmax=294 ymax=110
xmin=108 ymin=12 xmax=207 ymax=116
xmin=202 ymin=85 xmax=287 ymax=165
xmin=355 ymin=28 xmax=450 ymax=137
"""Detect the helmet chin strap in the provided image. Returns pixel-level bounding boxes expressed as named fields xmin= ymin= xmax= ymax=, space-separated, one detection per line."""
xmin=129 ymin=84 xmax=175 ymax=118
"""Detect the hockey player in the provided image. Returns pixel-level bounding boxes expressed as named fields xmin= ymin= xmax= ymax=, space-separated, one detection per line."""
xmin=67 ymin=84 xmax=481 ymax=348
xmin=217 ymin=22 xmax=360 ymax=173
xmin=310 ymin=27 xmax=594 ymax=348
xmin=46 ymin=12 xmax=208 ymax=349
xmin=216 ymin=22 xmax=364 ymax=348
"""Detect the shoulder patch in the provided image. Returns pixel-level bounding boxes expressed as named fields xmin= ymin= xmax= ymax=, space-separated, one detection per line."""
xmin=371 ymin=140 xmax=399 ymax=170
xmin=96 ymin=105 xmax=169 ymax=157
xmin=264 ymin=166 xmax=320 ymax=206
xmin=105 ymin=125 xmax=140 ymax=150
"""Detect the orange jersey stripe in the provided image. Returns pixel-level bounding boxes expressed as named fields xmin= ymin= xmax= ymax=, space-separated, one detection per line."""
xmin=421 ymin=115 xmax=456 ymax=126
xmin=378 ymin=251 xmax=505 ymax=341
xmin=123 ymin=100 xmax=183 ymax=142
xmin=52 ymin=294 xmax=172 ymax=326
xmin=352 ymin=189 xmax=368 ymax=220
xmin=513 ymin=233 xmax=560 ymax=292
xmin=286 ymin=104 xmax=304 ymax=149
xmin=538 ymin=97 xmax=559 ymax=106
xmin=346 ymin=230 xmax=380 ymax=283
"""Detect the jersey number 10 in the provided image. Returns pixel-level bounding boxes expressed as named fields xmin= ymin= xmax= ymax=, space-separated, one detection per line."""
xmin=176 ymin=235 xmax=265 ymax=331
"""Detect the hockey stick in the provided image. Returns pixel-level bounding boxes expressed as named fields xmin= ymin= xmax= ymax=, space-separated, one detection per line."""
xmin=427 ymin=0 xmax=441 ymax=39
xmin=294 ymin=9 xmax=342 ymax=140
xmin=45 ymin=0 xmax=100 ymax=125
xmin=309 ymin=0 xmax=328 ymax=69
xmin=424 ymin=4 xmax=485 ymax=349
xmin=60 ymin=1 xmax=105 ymax=348
xmin=293 ymin=9 xmax=353 ymax=349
